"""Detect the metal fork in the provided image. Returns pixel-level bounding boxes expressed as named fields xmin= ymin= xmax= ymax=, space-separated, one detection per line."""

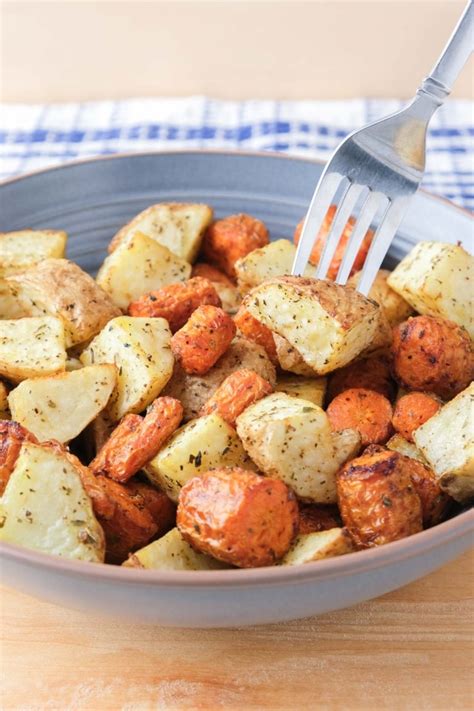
xmin=292 ymin=0 xmax=473 ymax=295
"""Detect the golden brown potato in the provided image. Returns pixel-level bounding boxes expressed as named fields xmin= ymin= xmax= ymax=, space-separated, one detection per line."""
xmin=108 ymin=202 xmax=213 ymax=262
xmin=392 ymin=392 xmax=442 ymax=442
xmin=327 ymin=388 xmax=393 ymax=446
xmin=7 ymin=259 xmax=120 ymax=348
xmin=90 ymin=396 xmax=183 ymax=483
xmin=124 ymin=527 xmax=228 ymax=570
xmin=171 ymin=305 xmax=236 ymax=375
xmin=234 ymin=306 xmax=278 ymax=364
xmin=200 ymin=368 xmax=273 ymax=427
xmin=128 ymin=278 xmax=221 ymax=332
xmin=337 ymin=449 xmax=423 ymax=548
xmin=273 ymin=333 xmax=319 ymax=376
xmin=162 ymin=336 xmax=277 ymax=421
xmin=275 ymin=374 xmax=327 ymax=408
xmin=348 ymin=269 xmax=414 ymax=326
xmin=392 ymin=315 xmax=473 ymax=400
xmin=93 ymin=476 xmax=176 ymax=563
xmin=0 ymin=317 xmax=67 ymax=382
xmin=243 ymin=276 xmax=381 ymax=375
xmin=202 ymin=214 xmax=269 ymax=278
xmin=280 ymin=528 xmax=355 ymax=565
xmin=298 ymin=504 xmax=341 ymax=535
xmin=293 ymin=205 xmax=373 ymax=278
xmin=177 ymin=468 xmax=299 ymax=567
xmin=0 ymin=420 xmax=38 ymax=495
xmin=327 ymin=355 xmax=395 ymax=402
xmin=398 ymin=454 xmax=451 ymax=527
xmin=0 ymin=381 xmax=9 ymax=419
xmin=0 ymin=230 xmax=67 ymax=277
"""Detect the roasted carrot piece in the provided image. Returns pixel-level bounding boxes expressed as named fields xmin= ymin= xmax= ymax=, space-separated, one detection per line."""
xmin=298 ymin=504 xmax=341 ymax=535
xmin=0 ymin=420 xmax=38 ymax=495
xmin=90 ymin=397 xmax=183 ymax=483
xmin=327 ymin=388 xmax=393 ymax=446
xmin=128 ymin=277 xmax=221 ymax=332
xmin=200 ymin=368 xmax=273 ymax=426
xmin=327 ymin=355 xmax=395 ymax=402
xmin=392 ymin=315 xmax=473 ymax=399
xmin=201 ymin=214 xmax=269 ymax=278
xmin=234 ymin=306 xmax=278 ymax=364
xmin=192 ymin=262 xmax=236 ymax=286
xmin=177 ymin=467 xmax=299 ymax=567
xmin=294 ymin=205 xmax=373 ymax=279
xmin=171 ymin=305 xmax=236 ymax=375
xmin=392 ymin=392 xmax=441 ymax=442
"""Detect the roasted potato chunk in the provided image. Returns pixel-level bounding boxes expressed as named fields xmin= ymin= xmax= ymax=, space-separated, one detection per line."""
xmin=0 ymin=317 xmax=66 ymax=382
xmin=0 ymin=280 xmax=29 ymax=319
xmin=202 ymin=213 xmax=269 ymax=278
xmin=8 ymin=364 xmax=116 ymax=443
xmin=200 ymin=368 xmax=273 ymax=426
xmin=128 ymin=277 xmax=221 ymax=332
xmin=392 ymin=315 xmax=473 ymax=400
xmin=192 ymin=263 xmax=241 ymax=315
xmin=337 ymin=449 xmax=423 ymax=548
xmin=235 ymin=238 xmax=311 ymax=295
xmin=236 ymin=393 xmax=361 ymax=503
xmin=0 ymin=441 xmax=105 ymax=562
xmin=124 ymin=527 xmax=227 ymax=570
xmin=177 ymin=468 xmax=299 ymax=567
xmin=293 ymin=205 xmax=373 ymax=279
xmin=7 ymin=259 xmax=120 ymax=348
xmin=234 ymin=306 xmax=278 ymax=364
xmin=80 ymin=316 xmax=174 ymax=421
xmin=109 ymin=202 xmax=213 ymax=262
xmin=387 ymin=433 xmax=429 ymax=464
xmin=171 ymin=305 xmax=236 ymax=375
xmin=0 ymin=420 xmax=38 ymax=495
xmin=281 ymin=528 xmax=354 ymax=565
xmin=97 ymin=232 xmax=191 ymax=310
xmin=298 ymin=504 xmax=341 ymax=534
xmin=273 ymin=333 xmax=320 ymax=376
xmin=162 ymin=336 xmax=276 ymax=421
xmin=0 ymin=229 xmax=67 ymax=277
xmin=327 ymin=355 xmax=395 ymax=402
xmin=348 ymin=269 xmax=413 ymax=326
xmin=387 ymin=241 xmax=473 ymax=338
xmin=392 ymin=392 xmax=442 ymax=442
xmin=414 ymin=383 xmax=474 ymax=503
xmin=90 ymin=396 xmax=183 ymax=483
xmin=91 ymin=476 xmax=176 ymax=563
xmin=275 ymin=374 xmax=327 ymax=408
xmin=244 ymin=276 xmax=380 ymax=375
xmin=327 ymin=388 xmax=393 ymax=446
xmin=145 ymin=413 xmax=255 ymax=502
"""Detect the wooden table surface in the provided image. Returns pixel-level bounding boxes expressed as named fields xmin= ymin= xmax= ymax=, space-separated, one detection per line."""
xmin=1 ymin=549 xmax=473 ymax=711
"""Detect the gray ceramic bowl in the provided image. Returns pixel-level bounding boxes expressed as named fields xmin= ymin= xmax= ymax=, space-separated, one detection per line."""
xmin=1 ymin=151 xmax=473 ymax=628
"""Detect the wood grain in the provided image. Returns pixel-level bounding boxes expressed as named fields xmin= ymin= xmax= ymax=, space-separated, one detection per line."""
xmin=1 ymin=549 xmax=473 ymax=710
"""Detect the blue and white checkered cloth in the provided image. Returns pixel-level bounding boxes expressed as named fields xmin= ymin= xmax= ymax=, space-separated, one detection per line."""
xmin=1 ymin=97 xmax=473 ymax=210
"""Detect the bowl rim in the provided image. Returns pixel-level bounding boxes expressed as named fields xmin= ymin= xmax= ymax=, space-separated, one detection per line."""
xmin=0 ymin=149 xmax=472 ymax=588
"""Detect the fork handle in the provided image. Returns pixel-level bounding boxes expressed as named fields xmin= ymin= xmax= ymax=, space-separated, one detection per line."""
xmin=417 ymin=0 xmax=473 ymax=104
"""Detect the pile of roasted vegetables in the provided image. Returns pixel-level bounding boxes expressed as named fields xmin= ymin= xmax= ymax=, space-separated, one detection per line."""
xmin=0 ymin=203 xmax=472 ymax=570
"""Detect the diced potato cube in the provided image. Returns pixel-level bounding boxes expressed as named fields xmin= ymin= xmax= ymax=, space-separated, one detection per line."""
xmin=6 ymin=259 xmax=120 ymax=347
xmin=0 ymin=230 xmax=67 ymax=276
xmin=0 ymin=280 xmax=29 ymax=319
xmin=236 ymin=393 xmax=360 ymax=503
xmin=244 ymin=276 xmax=380 ymax=375
xmin=0 ymin=381 xmax=9 ymax=419
xmin=123 ymin=527 xmax=227 ymax=570
xmin=0 ymin=317 xmax=66 ymax=382
xmin=275 ymin=374 xmax=327 ymax=407
xmin=387 ymin=242 xmax=473 ymax=338
xmin=387 ymin=433 xmax=429 ymax=464
xmin=0 ymin=442 xmax=105 ymax=562
xmin=109 ymin=203 xmax=213 ymax=262
xmin=80 ymin=316 xmax=174 ymax=421
xmin=8 ymin=364 xmax=116 ymax=443
xmin=413 ymin=383 xmax=474 ymax=503
xmin=235 ymin=239 xmax=311 ymax=295
xmin=348 ymin=269 xmax=413 ymax=326
xmin=97 ymin=231 xmax=192 ymax=310
xmin=281 ymin=528 xmax=354 ymax=565
xmin=145 ymin=413 xmax=255 ymax=502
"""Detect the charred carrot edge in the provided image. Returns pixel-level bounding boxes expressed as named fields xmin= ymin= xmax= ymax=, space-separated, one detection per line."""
xmin=171 ymin=305 xmax=236 ymax=375
xmin=200 ymin=368 xmax=273 ymax=426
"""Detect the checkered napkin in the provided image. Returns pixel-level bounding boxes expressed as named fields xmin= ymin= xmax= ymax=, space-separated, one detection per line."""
xmin=1 ymin=97 xmax=473 ymax=210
